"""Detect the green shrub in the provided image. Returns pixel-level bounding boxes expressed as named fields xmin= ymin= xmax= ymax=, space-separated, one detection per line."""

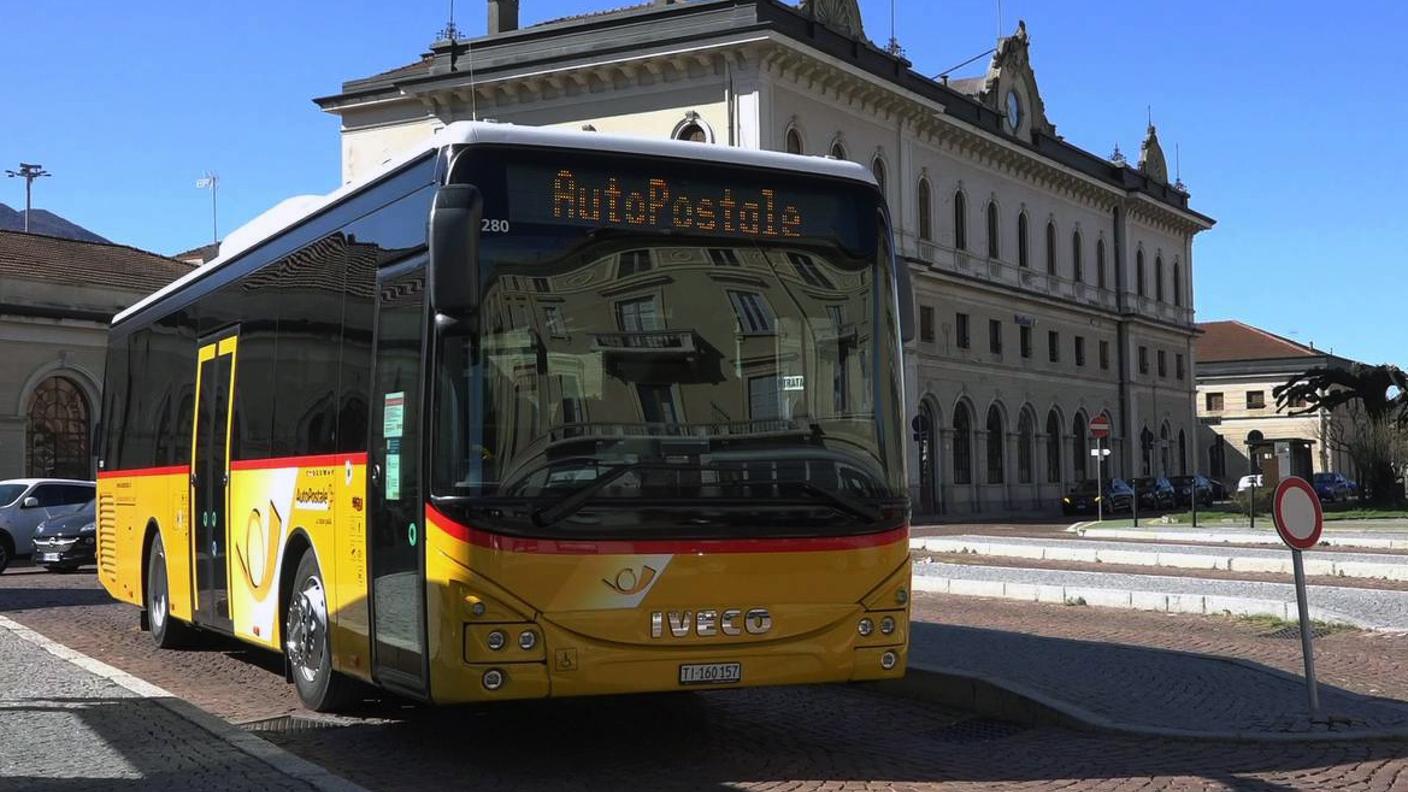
xmin=1231 ymin=487 xmax=1274 ymax=516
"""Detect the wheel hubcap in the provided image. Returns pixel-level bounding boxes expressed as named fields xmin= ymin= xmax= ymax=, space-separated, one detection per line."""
xmin=150 ymin=549 xmax=167 ymax=631
xmin=286 ymin=575 xmax=327 ymax=684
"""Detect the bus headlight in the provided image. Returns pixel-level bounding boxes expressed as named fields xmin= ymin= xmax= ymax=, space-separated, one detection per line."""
xmin=880 ymin=651 xmax=898 ymax=670
xmin=857 ymin=618 xmax=874 ymax=637
xmin=880 ymin=616 xmax=896 ymax=635
xmin=895 ymin=587 xmax=908 ymax=605
xmin=518 ymin=630 xmax=537 ymax=650
xmin=486 ymin=630 xmax=506 ymax=651
xmin=483 ymin=669 xmax=505 ymax=690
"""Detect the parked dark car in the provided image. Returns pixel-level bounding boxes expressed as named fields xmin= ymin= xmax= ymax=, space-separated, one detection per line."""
xmin=1131 ymin=477 xmax=1176 ymax=511
xmin=1062 ymin=479 xmax=1133 ymax=515
xmin=1313 ymin=472 xmax=1354 ymax=503
xmin=1170 ymin=474 xmax=1215 ymax=507
xmin=31 ymin=500 xmax=96 ymax=572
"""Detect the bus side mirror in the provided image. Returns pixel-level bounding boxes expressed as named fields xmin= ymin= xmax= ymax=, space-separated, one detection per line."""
xmin=430 ymin=183 xmax=483 ymax=317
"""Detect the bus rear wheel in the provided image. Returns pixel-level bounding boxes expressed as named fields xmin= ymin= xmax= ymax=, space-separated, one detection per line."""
xmin=146 ymin=533 xmax=195 ymax=649
xmin=286 ymin=550 xmax=351 ymax=712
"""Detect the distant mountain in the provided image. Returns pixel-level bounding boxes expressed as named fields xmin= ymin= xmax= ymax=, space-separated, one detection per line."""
xmin=0 ymin=203 xmax=108 ymax=243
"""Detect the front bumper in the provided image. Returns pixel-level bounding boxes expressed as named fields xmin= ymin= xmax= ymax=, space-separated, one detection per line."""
xmin=32 ymin=536 xmax=95 ymax=566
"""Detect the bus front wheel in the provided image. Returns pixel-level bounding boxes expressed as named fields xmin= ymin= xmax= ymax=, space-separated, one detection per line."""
xmin=146 ymin=533 xmax=195 ymax=649
xmin=286 ymin=550 xmax=351 ymax=712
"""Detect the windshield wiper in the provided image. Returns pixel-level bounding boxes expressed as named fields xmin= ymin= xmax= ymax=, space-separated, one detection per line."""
xmin=785 ymin=481 xmax=884 ymax=523
xmin=532 ymin=462 xmax=651 ymax=527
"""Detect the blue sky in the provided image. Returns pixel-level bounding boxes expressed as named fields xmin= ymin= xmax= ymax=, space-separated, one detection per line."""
xmin=3 ymin=1 xmax=1404 ymax=365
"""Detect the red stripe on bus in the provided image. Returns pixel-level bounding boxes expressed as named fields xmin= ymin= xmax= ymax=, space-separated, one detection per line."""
xmin=425 ymin=504 xmax=907 ymax=555
xmin=97 ymin=465 xmax=189 ymax=480
xmin=229 ymin=452 xmax=369 ymax=472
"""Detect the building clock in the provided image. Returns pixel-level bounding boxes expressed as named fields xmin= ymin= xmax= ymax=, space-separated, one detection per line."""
xmin=1005 ymin=90 xmax=1022 ymax=132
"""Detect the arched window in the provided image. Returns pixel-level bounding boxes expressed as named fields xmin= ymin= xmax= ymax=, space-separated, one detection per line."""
xmin=1096 ymin=239 xmax=1107 ymax=289
xmin=986 ymin=201 xmax=1000 ymax=259
xmin=1017 ymin=212 xmax=1029 ymax=268
xmin=1160 ymin=424 xmax=1171 ymax=474
xmin=1172 ymin=260 xmax=1183 ymax=307
xmin=953 ymin=191 xmax=968 ymax=251
xmin=675 ymin=122 xmax=708 ymax=142
xmin=953 ymin=402 xmax=973 ymax=485
xmin=784 ymin=127 xmax=803 ymax=155
xmin=1045 ymin=409 xmax=1062 ymax=483
xmin=1017 ymin=409 xmax=1035 ymax=484
xmin=1045 ymin=221 xmax=1057 ymax=275
xmin=1179 ymin=429 xmax=1188 ymax=475
xmin=1136 ymin=250 xmax=1147 ymax=297
xmin=986 ymin=405 xmax=1005 ymax=484
xmin=1072 ymin=413 xmax=1088 ymax=481
xmin=917 ymin=178 xmax=933 ymax=242
xmin=830 ymin=140 xmax=847 ymax=160
xmin=1071 ymin=231 xmax=1084 ymax=283
xmin=917 ymin=403 xmax=939 ymax=513
xmin=871 ymin=156 xmax=887 ymax=201
xmin=1155 ymin=256 xmax=1165 ymax=302
xmin=26 ymin=376 xmax=90 ymax=479
xmin=1140 ymin=426 xmax=1154 ymax=476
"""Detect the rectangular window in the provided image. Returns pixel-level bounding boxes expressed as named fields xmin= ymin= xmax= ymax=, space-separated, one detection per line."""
xmin=617 ymin=249 xmax=653 ymax=278
xmin=1247 ymin=390 xmax=1266 ymax=409
xmin=747 ymin=375 xmax=781 ymax=420
xmin=920 ymin=306 xmax=935 ymax=343
xmin=1074 ymin=336 xmax=1086 ymax=367
xmin=1205 ymin=392 xmax=1224 ymax=411
xmin=727 ymin=291 xmax=775 ymax=334
xmin=788 ymin=252 xmax=834 ymax=289
xmin=638 ymin=384 xmax=681 ymax=423
xmin=1176 ymin=353 xmax=1186 ymax=380
xmin=1020 ymin=325 xmax=1032 ymax=358
xmin=616 ymin=296 xmax=661 ymax=332
xmin=543 ymin=305 xmax=567 ymax=338
xmin=1157 ymin=350 xmax=1167 ymax=378
xmin=1099 ymin=340 xmax=1110 ymax=370
xmin=956 ymin=313 xmax=971 ymax=349
xmin=1138 ymin=346 xmax=1149 ymax=375
xmin=708 ymin=248 xmax=740 ymax=266
xmin=533 ymin=276 xmax=550 ymax=293
xmin=988 ymin=319 xmax=1003 ymax=355
xmin=1047 ymin=330 xmax=1059 ymax=363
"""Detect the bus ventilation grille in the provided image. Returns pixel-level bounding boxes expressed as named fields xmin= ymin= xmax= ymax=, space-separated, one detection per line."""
xmin=97 ymin=493 xmax=118 ymax=579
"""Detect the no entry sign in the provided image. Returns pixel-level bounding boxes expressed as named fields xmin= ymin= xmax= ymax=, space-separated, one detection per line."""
xmin=1089 ymin=412 xmax=1111 ymax=440
xmin=1273 ymin=476 xmax=1324 ymax=550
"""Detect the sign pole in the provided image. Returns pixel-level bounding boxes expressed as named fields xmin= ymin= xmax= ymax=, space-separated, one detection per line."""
xmin=1291 ymin=548 xmax=1321 ymax=720
xmin=1096 ymin=438 xmax=1104 ymax=523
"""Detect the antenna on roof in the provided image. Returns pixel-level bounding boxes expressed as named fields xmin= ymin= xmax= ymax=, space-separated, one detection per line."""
xmin=441 ymin=0 xmax=461 ymax=70
xmin=996 ymin=0 xmax=1003 ymax=40
xmin=438 ymin=0 xmax=477 ymax=120
xmin=1174 ymin=142 xmax=1186 ymax=192
xmin=195 ymin=172 xmax=219 ymax=245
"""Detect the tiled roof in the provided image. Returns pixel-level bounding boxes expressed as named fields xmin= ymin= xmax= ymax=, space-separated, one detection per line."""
xmin=0 ymin=231 xmax=194 ymax=295
xmin=362 ymin=53 xmax=434 ymax=82
xmin=531 ymin=1 xmax=655 ymax=28
xmin=1195 ymin=320 xmax=1319 ymax=363
xmin=174 ymin=241 xmax=221 ymax=263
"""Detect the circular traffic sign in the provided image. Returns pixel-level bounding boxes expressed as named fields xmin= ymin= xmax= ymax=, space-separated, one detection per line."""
xmin=1089 ymin=412 xmax=1111 ymax=440
xmin=1273 ymin=476 xmax=1323 ymax=550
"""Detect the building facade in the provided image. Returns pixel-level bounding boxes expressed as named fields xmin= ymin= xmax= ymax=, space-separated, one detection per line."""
xmin=0 ymin=231 xmax=192 ymax=480
xmin=1195 ymin=320 xmax=1357 ymax=485
xmin=315 ymin=0 xmax=1214 ymax=515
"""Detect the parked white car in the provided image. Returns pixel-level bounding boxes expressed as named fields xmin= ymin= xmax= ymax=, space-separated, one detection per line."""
xmin=0 ymin=479 xmax=96 ymax=573
xmin=1235 ymin=474 xmax=1264 ymax=493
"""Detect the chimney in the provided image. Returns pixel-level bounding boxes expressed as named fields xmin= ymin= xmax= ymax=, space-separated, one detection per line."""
xmin=488 ymin=0 xmax=519 ymax=33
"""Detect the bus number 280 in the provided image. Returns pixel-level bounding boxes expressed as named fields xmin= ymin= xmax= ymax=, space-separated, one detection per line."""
xmin=482 ymin=218 xmax=510 ymax=233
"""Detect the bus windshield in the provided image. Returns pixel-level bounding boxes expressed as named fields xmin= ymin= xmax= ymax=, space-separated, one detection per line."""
xmin=432 ymin=147 xmax=905 ymax=538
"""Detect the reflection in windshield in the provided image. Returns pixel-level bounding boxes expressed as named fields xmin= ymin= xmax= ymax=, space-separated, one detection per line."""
xmin=434 ymin=233 xmax=904 ymax=534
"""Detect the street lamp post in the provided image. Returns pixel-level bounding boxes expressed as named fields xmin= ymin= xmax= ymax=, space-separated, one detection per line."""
xmin=6 ymin=163 xmax=52 ymax=232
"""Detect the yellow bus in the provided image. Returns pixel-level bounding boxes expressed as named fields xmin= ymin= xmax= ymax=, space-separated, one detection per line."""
xmin=96 ymin=122 xmax=914 ymax=710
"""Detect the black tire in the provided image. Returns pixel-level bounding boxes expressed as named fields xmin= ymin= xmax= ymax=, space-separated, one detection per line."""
xmin=285 ymin=550 xmax=351 ymax=712
xmin=147 ymin=533 xmax=196 ymax=649
xmin=0 ymin=534 xmax=11 ymax=574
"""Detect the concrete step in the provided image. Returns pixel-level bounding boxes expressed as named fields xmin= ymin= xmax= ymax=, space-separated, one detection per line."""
xmin=911 ymin=561 xmax=1408 ymax=631
xmin=1075 ymin=524 xmax=1408 ymax=550
xmin=911 ymin=535 xmax=1408 ymax=581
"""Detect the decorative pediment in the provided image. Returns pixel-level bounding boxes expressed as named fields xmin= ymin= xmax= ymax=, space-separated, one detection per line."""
xmin=799 ymin=0 xmax=865 ymax=39
xmin=958 ymin=21 xmax=1056 ymax=140
xmin=1139 ymin=123 xmax=1169 ymax=184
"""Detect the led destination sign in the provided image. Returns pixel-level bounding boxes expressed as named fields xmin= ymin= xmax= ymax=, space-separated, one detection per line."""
xmin=551 ymin=170 xmax=804 ymax=238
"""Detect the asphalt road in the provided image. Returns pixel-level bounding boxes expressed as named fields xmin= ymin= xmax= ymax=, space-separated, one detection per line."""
xmin=4 ymin=561 xmax=1408 ymax=791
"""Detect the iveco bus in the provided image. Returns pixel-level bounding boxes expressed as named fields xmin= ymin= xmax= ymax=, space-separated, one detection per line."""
xmin=96 ymin=122 xmax=914 ymax=710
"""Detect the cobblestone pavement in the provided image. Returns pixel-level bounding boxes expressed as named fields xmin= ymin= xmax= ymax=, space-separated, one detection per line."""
xmin=0 ymin=611 xmax=316 ymax=791
xmin=5 ymin=563 xmax=1408 ymax=790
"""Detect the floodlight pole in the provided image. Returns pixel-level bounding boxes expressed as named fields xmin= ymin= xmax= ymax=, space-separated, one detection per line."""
xmin=6 ymin=163 xmax=52 ymax=233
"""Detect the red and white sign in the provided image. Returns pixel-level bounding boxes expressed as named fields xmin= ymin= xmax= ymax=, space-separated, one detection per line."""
xmin=1273 ymin=476 xmax=1324 ymax=550
xmin=1089 ymin=412 xmax=1111 ymax=440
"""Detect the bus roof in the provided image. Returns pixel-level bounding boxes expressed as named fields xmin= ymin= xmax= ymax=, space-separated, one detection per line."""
xmin=114 ymin=121 xmax=878 ymax=327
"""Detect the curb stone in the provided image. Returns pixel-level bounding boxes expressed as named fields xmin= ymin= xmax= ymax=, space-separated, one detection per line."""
xmin=0 ymin=614 xmax=369 ymax=792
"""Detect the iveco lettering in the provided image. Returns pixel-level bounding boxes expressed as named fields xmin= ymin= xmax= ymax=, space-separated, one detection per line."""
xmin=95 ymin=123 xmax=913 ymax=710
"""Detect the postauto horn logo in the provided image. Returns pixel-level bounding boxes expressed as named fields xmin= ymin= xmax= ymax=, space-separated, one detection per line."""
xmin=650 ymin=608 xmax=772 ymax=638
